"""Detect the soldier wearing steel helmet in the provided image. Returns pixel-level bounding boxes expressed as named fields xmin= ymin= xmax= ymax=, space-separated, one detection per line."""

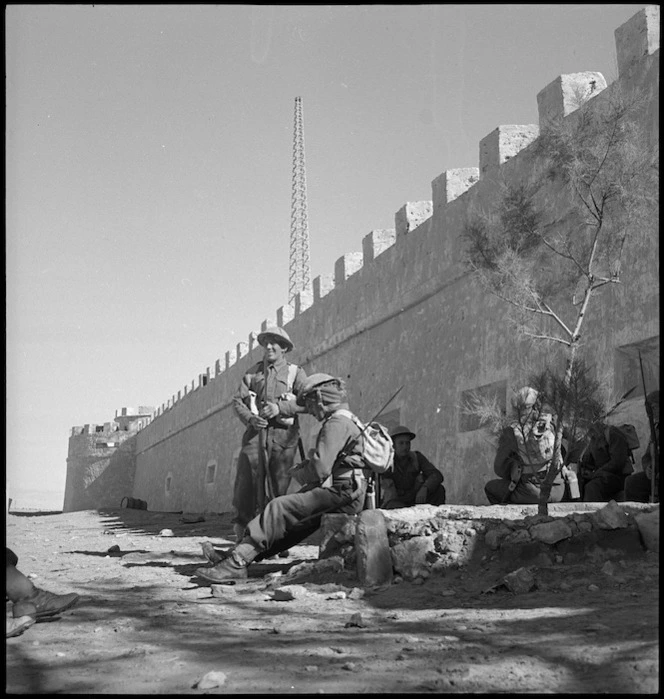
xmin=196 ymin=373 xmax=369 ymax=583
xmin=230 ymin=326 xmax=307 ymax=541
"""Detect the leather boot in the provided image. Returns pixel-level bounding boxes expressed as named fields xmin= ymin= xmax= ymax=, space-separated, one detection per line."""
xmin=13 ymin=589 xmax=79 ymax=620
xmin=195 ymin=554 xmax=248 ymax=583
xmin=7 ymin=615 xmax=35 ymax=638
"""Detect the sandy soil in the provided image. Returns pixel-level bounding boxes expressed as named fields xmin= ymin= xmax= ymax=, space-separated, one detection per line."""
xmin=6 ymin=507 xmax=659 ymax=694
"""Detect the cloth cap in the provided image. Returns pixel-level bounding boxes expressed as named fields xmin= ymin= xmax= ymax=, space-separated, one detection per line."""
xmin=390 ymin=425 xmax=416 ymax=441
xmin=257 ymin=326 xmax=294 ymax=352
xmin=296 ymin=373 xmax=344 ymax=406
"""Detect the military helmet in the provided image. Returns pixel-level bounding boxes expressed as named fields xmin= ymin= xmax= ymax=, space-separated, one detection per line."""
xmin=257 ymin=326 xmax=294 ymax=353
xmin=390 ymin=425 xmax=416 ymax=441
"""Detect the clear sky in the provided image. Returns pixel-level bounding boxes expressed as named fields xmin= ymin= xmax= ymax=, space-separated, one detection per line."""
xmin=5 ymin=4 xmax=649 ymax=507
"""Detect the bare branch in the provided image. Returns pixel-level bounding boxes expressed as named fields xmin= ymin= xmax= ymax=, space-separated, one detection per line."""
xmin=522 ymin=331 xmax=572 ymax=346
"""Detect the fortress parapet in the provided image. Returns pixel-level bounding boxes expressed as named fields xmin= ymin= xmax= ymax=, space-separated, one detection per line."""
xmin=78 ymin=7 xmax=658 ymax=514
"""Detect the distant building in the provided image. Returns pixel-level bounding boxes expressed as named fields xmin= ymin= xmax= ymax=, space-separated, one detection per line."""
xmin=63 ymin=406 xmax=154 ymax=512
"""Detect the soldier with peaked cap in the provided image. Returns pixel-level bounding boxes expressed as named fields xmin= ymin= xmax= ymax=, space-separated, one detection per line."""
xmin=196 ymin=373 xmax=369 ymax=583
xmin=230 ymin=326 xmax=307 ymax=542
xmin=380 ymin=425 xmax=446 ymax=508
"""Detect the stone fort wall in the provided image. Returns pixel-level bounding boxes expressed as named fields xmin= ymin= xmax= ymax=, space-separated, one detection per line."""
xmin=64 ymin=7 xmax=659 ymax=513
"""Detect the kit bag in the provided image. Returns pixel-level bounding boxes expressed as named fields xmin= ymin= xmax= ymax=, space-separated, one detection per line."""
xmin=335 ymin=409 xmax=395 ymax=474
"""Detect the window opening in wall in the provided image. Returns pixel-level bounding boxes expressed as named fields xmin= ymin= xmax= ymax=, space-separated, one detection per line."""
xmin=95 ymin=425 xmax=104 ymax=433
xmin=205 ymin=463 xmax=216 ymax=484
xmin=459 ymin=380 xmax=507 ymax=433
xmin=165 ymin=476 xmax=172 ymax=493
xmin=615 ymin=336 xmax=660 ymax=398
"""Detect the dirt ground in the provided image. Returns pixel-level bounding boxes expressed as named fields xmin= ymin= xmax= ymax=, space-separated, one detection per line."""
xmin=5 ymin=507 xmax=659 ymax=694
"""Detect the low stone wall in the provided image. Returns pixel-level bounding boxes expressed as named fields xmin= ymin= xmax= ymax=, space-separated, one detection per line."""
xmin=318 ymin=501 xmax=659 ymax=587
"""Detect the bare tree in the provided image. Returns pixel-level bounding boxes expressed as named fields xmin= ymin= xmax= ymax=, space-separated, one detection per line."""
xmin=462 ymin=87 xmax=658 ymax=513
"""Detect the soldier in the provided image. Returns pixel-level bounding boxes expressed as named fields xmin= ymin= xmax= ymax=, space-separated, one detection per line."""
xmin=231 ymin=327 xmax=307 ymax=543
xmin=380 ymin=425 xmax=446 ymax=508
xmin=196 ymin=374 xmax=368 ymax=583
xmin=623 ymin=390 xmax=659 ymax=503
xmin=6 ymin=547 xmax=79 ymax=638
xmin=484 ymin=387 xmax=565 ymax=505
xmin=578 ymin=422 xmax=632 ymax=502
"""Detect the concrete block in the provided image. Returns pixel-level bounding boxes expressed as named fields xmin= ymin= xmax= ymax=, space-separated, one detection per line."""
xmin=214 ymin=359 xmax=221 ymax=376
xmin=355 ymin=510 xmax=393 ymax=587
xmin=277 ymin=304 xmax=295 ymax=327
xmin=431 ymin=168 xmax=479 ymax=210
xmin=634 ymin=507 xmax=659 ymax=552
xmin=260 ymin=319 xmax=276 ymax=332
xmin=479 ymin=125 xmax=539 ymax=179
xmin=236 ymin=341 xmax=248 ymax=359
xmin=334 ymin=252 xmax=363 ymax=284
xmin=537 ymin=73 xmax=607 ymax=126
xmin=313 ymin=274 xmax=334 ymax=301
xmin=395 ymin=201 xmax=433 ymax=236
xmin=362 ymin=229 xmax=396 ymax=263
xmin=615 ymin=5 xmax=660 ymax=77
xmin=294 ymin=288 xmax=313 ymax=315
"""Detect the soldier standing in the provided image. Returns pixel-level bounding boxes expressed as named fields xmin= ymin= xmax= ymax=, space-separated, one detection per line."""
xmin=231 ymin=327 xmax=307 ymax=542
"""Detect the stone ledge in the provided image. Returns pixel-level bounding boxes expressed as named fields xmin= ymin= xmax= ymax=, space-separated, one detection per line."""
xmin=319 ymin=501 xmax=659 ymax=586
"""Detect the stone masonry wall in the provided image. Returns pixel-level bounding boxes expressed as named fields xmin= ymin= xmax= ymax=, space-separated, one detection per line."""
xmin=100 ymin=7 xmax=658 ymax=514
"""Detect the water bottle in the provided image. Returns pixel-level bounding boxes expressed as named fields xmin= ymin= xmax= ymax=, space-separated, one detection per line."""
xmin=364 ymin=481 xmax=376 ymax=510
xmin=565 ymin=465 xmax=581 ymax=500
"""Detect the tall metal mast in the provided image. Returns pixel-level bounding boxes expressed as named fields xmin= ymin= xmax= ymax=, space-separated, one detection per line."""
xmin=288 ymin=96 xmax=312 ymax=305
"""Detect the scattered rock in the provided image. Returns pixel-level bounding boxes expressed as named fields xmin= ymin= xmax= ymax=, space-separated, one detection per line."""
xmin=195 ymin=670 xmax=227 ymax=689
xmin=503 ymin=567 xmax=536 ymax=595
xmin=634 ymin=508 xmax=659 ymax=553
xmin=601 ymin=561 xmax=616 ymax=576
xmin=530 ymin=519 xmax=573 ymax=545
xmin=271 ymin=585 xmax=310 ymax=601
xmin=344 ymin=613 xmax=366 ymax=628
xmin=159 ymin=529 xmax=174 ymax=537
xmin=591 ymin=501 xmax=629 ymax=530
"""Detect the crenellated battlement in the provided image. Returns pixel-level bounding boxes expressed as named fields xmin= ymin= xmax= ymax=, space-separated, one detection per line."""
xmin=136 ymin=6 xmax=659 ymax=435
xmin=66 ymin=7 xmax=659 ymax=513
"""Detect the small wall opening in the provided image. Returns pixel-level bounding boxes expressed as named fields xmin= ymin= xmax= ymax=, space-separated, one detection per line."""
xmin=205 ymin=462 xmax=217 ymax=484
xmin=459 ymin=380 xmax=507 ymax=433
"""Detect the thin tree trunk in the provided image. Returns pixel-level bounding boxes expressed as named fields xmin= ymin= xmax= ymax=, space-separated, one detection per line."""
xmin=538 ymin=342 xmax=579 ymax=515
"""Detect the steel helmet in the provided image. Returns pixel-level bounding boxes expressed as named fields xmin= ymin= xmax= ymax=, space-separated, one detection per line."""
xmin=257 ymin=326 xmax=294 ymax=353
xmin=389 ymin=425 xmax=416 ymax=441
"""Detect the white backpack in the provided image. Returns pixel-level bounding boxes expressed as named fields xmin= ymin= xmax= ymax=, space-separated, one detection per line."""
xmin=335 ymin=409 xmax=394 ymax=474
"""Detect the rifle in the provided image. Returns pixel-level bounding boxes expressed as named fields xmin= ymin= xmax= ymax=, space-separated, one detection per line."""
xmin=338 ymin=385 xmax=404 ymax=509
xmin=638 ymin=350 xmax=659 ymax=503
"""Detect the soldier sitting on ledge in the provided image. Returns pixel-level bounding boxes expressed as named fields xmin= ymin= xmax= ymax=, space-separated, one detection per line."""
xmin=380 ymin=425 xmax=446 ymax=508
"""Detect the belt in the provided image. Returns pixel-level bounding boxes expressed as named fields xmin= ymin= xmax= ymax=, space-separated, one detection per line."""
xmin=332 ymin=467 xmax=368 ymax=487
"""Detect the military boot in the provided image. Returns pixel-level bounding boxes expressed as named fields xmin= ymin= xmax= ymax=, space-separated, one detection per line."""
xmin=7 ymin=615 xmax=35 ymax=638
xmin=195 ymin=554 xmax=248 ymax=583
xmin=13 ymin=589 xmax=79 ymax=620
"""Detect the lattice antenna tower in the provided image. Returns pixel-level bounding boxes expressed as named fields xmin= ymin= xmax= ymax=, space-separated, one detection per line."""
xmin=288 ymin=96 xmax=312 ymax=305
